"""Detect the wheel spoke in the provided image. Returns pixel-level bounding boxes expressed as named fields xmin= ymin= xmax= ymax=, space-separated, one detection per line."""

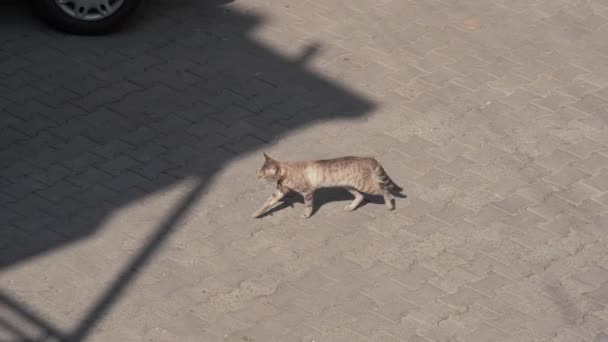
xmin=73 ymin=5 xmax=89 ymax=19
xmin=97 ymin=0 xmax=111 ymax=15
xmin=55 ymin=0 xmax=124 ymax=20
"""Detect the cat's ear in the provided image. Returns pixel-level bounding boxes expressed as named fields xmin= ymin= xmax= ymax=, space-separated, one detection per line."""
xmin=263 ymin=153 xmax=273 ymax=162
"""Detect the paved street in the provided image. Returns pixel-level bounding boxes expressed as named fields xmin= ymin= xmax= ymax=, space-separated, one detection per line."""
xmin=2 ymin=0 xmax=608 ymax=341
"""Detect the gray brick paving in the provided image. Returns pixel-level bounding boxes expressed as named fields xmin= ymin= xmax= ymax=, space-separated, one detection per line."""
xmin=2 ymin=0 xmax=608 ymax=341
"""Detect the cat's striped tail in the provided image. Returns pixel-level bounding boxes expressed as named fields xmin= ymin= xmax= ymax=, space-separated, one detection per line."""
xmin=374 ymin=165 xmax=403 ymax=193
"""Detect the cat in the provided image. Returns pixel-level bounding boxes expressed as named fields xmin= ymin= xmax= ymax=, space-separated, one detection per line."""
xmin=253 ymin=153 xmax=403 ymax=218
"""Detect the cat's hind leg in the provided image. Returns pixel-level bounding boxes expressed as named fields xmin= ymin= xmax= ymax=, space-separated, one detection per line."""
xmin=382 ymin=190 xmax=395 ymax=210
xmin=345 ymin=188 xmax=365 ymax=211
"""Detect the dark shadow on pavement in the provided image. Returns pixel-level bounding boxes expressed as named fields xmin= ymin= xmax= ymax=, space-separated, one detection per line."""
xmin=0 ymin=0 xmax=375 ymax=340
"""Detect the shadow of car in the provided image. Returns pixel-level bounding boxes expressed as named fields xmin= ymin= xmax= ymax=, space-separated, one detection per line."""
xmin=32 ymin=0 xmax=144 ymax=34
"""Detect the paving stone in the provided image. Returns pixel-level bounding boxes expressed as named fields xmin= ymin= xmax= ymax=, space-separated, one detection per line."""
xmin=419 ymin=68 xmax=461 ymax=86
xmin=466 ymin=271 xmax=515 ymax=296
xmin=575 ymin=153 xmax=608 ymax=173
xmin=429 ymin=267 xmax=481 ymax=293
xmin=390 ymin=264 xmax=438 ymax=291
xmin=441 ymin=287 xmax=488 ymax=309
xmin=414 ymin=169 xmax=457 ymax=189
xmin=557 ymin=181 xmax=603 ymax=206
xmin=460 ymin=323 xmax=508 ymax=342
xmin=403 ymin=215 xmax=448 ymax=237
xmin=453 ymin=70 xmax=498 ymax=91
xmin=498 ymin=89 xmax=541 ymax=109
xmin=430 ymin=202 xmax=474 ymax=224
xmin=401 ymin=283 xmax=447 ymax=307
xmin=396 ymin=197 xmax=437 ymax=222
xmin=561 ymin=138 xmax=605 ymax=158
xmin=491 ymin=194 xmax=534 ymax=214
xmin=466 ymin=205 xmax=511 ymax=227
xmin=583 ymin=169 xmax=608 ymax=192
xmin=544 ymin=165 xmax=592 ymax=188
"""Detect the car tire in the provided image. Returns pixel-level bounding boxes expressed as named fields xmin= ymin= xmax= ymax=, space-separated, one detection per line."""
xmin=33 ymin=0 xmax=144 ymax=35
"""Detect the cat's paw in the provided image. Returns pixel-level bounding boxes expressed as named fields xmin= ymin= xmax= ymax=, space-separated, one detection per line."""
xmin=252 ymin=211 xmax=263 ymax=218
xmin=301 ymin=212 xmax=312 ymax=219
xmin=344 ymin=205 xmax=355 ymax=211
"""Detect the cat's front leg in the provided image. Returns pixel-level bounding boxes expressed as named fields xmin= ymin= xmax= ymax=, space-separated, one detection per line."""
xmin=301 ymin=191 xmax=314 ymax=218
xmin=345 ymin=188 xmax=365 ymax=211
xmin=253 ymin=190 xmax=285 ymax=218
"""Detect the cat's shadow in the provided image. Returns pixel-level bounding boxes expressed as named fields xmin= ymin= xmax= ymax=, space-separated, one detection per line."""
xmin=262 ymin=188 xmax=407 ymax=217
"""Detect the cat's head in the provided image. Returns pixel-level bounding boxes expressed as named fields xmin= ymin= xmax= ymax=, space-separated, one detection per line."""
xmin=257 ymin=153 xmax=281 ymax=181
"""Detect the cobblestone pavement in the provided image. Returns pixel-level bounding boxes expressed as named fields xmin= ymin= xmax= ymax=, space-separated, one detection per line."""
xmin=2 ymin=0 xmax=608 ymax=341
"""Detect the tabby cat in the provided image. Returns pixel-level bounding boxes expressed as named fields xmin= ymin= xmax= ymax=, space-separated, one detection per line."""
xmin=253 ymin=153 xmax=403 ymax=218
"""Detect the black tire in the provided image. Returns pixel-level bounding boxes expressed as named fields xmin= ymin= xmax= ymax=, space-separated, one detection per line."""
xmin=33 ymin=0 xmax=144 ymax=35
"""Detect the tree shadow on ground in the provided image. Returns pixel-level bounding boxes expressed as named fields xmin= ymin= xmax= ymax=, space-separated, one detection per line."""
xmin=0 ymin=0 xmax=375 ymax=340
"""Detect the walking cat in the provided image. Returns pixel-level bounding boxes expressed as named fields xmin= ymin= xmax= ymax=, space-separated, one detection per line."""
xmin=253 ymin=153 xmax=403 ymax=218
